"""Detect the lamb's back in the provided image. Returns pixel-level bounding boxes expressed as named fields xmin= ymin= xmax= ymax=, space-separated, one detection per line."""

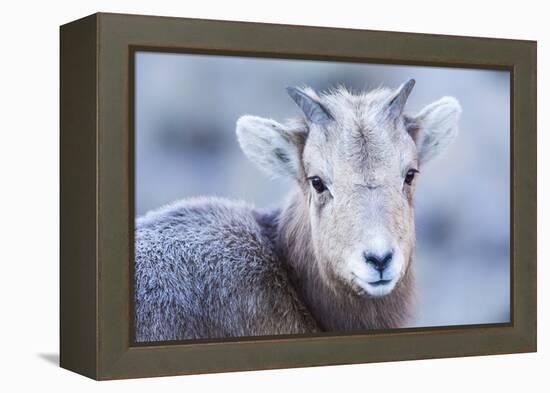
xmin=134 ymin=197 xmax=318 ymax=341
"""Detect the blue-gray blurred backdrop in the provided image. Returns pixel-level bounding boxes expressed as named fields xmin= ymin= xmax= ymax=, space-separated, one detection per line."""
xmin=135 ymin=51 xmax=510 ymax=328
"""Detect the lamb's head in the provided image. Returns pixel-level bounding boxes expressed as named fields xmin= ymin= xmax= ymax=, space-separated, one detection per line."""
xmin=236 ymin=79 xmax=461 ymax=298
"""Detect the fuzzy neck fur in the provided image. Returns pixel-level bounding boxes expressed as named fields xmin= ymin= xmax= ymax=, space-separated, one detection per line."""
xmin=276 ymin=187 xmax=415 ymax=331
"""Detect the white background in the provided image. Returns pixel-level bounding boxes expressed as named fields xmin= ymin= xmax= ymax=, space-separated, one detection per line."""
xmin=0 ymin=0 xmax=546 ymax=391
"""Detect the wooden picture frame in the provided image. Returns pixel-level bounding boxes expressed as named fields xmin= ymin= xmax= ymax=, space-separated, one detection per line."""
xmin=60 ymin=12 xmax=537 ymax=380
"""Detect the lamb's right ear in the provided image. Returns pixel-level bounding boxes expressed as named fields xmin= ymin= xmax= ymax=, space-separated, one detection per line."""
xmin=236 ymin=115 xmax=303 ymax=178
xmin=408 ymin=97 xmax=461 ymax=165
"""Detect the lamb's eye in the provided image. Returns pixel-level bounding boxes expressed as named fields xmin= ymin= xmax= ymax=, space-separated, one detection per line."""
xmin=308 ymin=176 xmax=326 ymax=193
xmin=404 ymin=169 xmax=419 ymax=186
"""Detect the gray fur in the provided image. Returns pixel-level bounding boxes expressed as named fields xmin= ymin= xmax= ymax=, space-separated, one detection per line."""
xmin=135 ymin=198 xmax=319 ymax=341
xmin=135 ymin=81 xmax=461 ymax=341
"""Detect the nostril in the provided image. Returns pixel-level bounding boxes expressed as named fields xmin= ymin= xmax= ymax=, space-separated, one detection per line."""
xmin=364 ymin=251 xmax=393 ymax=271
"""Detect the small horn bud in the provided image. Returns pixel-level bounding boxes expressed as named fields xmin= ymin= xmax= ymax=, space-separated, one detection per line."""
xmin=388 ymin=79 xmax=416 ymax=117
xmin=286 ymin=87 xmax=333 ymax=124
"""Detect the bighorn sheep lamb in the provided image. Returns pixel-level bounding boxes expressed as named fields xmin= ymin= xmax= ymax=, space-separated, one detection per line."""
xmin=134 ymin=79 xmax=461 ymax=341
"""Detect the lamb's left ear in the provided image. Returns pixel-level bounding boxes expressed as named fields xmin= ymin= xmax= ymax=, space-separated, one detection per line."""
xmin=236 ymin=115 xmax=303 ymax=178
xmin=407 ymin=97 xmax=462 ymax=165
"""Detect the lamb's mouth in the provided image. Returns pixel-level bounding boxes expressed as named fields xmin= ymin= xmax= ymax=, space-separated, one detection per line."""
xmin=368 ymin=279 xmax=392 ymax=287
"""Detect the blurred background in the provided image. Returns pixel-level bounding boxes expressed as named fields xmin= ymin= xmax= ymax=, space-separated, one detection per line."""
xmin=135 ymin=51 xmax=510 ymax=328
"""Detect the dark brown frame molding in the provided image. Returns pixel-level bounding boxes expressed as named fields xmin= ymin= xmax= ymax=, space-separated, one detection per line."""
xmin=60 ymin=12 xmax=537 ymax=380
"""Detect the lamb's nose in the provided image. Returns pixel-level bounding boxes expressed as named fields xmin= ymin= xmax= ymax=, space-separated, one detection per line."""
xmin=363 ymin=251 xmax=393 ymax=272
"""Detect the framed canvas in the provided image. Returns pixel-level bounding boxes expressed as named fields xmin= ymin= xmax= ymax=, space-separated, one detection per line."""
xmin=60 ymin=12 xmax=537 ymax=380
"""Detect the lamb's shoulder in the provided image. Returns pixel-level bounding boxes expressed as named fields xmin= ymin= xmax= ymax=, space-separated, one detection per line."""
xmin=134 ymin=197 xmax=318 ymax=341
xmin=135 ymin=197 xmax=279 ymax=282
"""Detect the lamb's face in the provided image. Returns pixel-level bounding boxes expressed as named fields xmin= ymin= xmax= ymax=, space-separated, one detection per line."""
xmin=301 ymin=107 xmax=418 ymax=297
xmin=237 ymin=80 xmax=461 ymax=298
